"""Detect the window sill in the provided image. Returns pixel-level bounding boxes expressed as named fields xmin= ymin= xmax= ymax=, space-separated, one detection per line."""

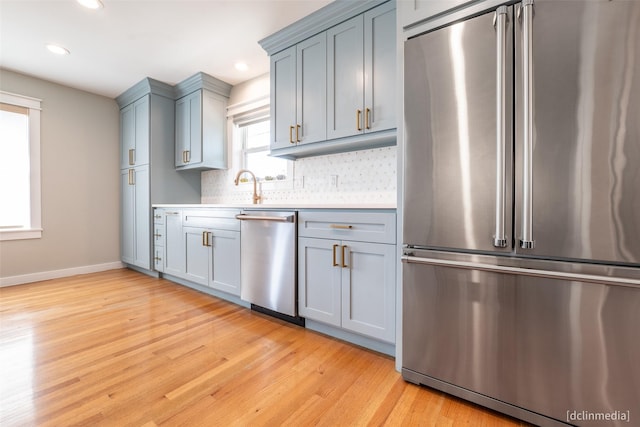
xmin=0 ymin=228 xmax=43 ymax=241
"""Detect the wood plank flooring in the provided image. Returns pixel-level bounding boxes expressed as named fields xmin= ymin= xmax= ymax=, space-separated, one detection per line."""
xmin=0 ymin=269 xmax=531 ymax=426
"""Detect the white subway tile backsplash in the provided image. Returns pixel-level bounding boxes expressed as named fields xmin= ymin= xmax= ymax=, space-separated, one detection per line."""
xmin=201 ymin=146 xmax=397 ymax=205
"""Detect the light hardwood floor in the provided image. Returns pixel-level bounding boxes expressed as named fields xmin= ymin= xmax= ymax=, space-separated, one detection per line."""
xmin=0 ymin=269 xmax=531 ymax=426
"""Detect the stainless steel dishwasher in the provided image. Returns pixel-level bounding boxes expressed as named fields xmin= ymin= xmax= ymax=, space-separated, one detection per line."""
xmin=236 ymin=210 xmax=302 ymax=324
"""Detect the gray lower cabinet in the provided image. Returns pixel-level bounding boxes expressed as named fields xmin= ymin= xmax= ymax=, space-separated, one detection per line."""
xmin=298 ymin=210 xmax=396 ymax=343
xmin=156 ymin=208 xmax=241 ymax=297
xmin=163 ymin=210 xmax=184 ymax=277
xmin=184 ymin=226 xmax=210 ymax=286
xmin=153 ymin=210 xmax=165 ymax=272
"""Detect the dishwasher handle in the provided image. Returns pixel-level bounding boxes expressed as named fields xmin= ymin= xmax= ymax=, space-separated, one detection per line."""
xmin=236 ymin=214 xmax=295 ymax=223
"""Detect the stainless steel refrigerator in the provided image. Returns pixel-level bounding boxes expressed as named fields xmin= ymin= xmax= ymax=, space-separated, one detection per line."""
xmin=402 ymin=1 xmax=640 ymax=426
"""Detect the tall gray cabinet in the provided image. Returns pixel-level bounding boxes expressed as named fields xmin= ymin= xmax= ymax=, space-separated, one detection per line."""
xmin=116 ymin=78 xmax=200 ymax=273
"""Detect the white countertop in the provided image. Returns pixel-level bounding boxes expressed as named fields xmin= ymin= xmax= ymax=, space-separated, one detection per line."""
xmin=152 ymin=203 xmax=396 ymax=210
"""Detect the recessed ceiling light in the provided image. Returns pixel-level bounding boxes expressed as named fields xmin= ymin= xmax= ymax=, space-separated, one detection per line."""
xmin=77 ymin=0 xmax=104 ymax=9
xmin=46 ymin=44 xmax=70 ymax=55
xmin=235 ymin=62 xmax=249 ymax=72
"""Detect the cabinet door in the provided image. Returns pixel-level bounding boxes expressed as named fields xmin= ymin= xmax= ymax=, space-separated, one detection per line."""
xmin=296 ymin=33 xmax=327 ymax=145
xmin=298 ymin=237 xmax=342 ymax=326
xmin=175 ymin=91 xmax=202 ymax=167
xmin=164 ymin=211 xmax=184 ymax=277
xmin=132 ymin=165 xmax=150 ymax=270
xmin=327 ymin=15 xmax=364 ymax=140
xmin=210 ymin=230 xmax=241 ymax=296
xmin=120 ymin=96 xmax=150 ymax=168
xmin=364 ymin=2 xmax=396 ymax=133
xmin=120 ymin=169 xmax=135 ymax=264
xmin=184 ymin=227 xmax=210 ymax=286
xmin=270 ymin=46 xmax=297 ymax=150
xmin=133 ymin=96 xmax=150 ymax=166
xmin=341 ymin=241 xmax=395 ymax=343
xmin=120 ymin=104 xmax=135 ymax=169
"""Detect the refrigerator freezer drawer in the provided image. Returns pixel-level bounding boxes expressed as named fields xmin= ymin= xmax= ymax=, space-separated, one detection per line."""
xmin=402 ymin=256 xmax=640 ymax=427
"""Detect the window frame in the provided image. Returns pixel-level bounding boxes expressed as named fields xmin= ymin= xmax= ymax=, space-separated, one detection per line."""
xmin=0 ymin=91 xmax=42 ymax=241
xmin=227 ymin=96 xmax=292 ymax=187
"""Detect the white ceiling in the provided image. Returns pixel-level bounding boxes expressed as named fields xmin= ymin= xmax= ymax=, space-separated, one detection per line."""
xmin=0 ymin=0 xmax=333 ymax=99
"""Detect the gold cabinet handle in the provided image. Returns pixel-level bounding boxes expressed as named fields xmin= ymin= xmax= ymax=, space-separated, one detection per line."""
xmin=356 ymin=109 xmax=362 ymax=131
xmin=182 ymin=150 xmax=190 ymax=163
xmin=329 ymin=224 xmax=353 ymax=230
xmin=296 ymin=124 xmax=301 ymax=142
xmin=365 ymin=108 xmax=371 ymax=130
xmin=186 ymin=150 xmax=190 ymax=163
xmin=154 ymin=256 xmax=162 ymax=262
xmin=128 ymin=169 xmax=134 ymax=185
xmin=128 ymin=148 xmax=135 ymax=165
xmin=289 ymin=125 xmax=295 ymax=144
xmin=202 ymin=231 xmax=207 ymax=247
xmin=154 ymin=233 xmax=162 ymax=238
xmin=341 ymin=245 xmax=348 ymax=268
xmin=332 ymin=244 xmax=339 ymax=267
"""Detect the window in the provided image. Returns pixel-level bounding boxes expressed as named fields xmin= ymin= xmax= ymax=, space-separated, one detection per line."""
xmin=0 ymin=91 xmax=42 ymax=241
xmin=228 ymin=95 xmax=291 ymax=183
xmin=240 ymin=119 xmax=289 ymax=181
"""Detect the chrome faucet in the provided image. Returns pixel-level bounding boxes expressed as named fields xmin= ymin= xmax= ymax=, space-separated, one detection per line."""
xmin=234 ymin=169 xmax=262 ymax=204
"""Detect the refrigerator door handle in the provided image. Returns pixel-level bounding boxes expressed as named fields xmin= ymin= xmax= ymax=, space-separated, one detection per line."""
xmin=493 ymin=5 xmax=508 ymax=248
xmin=520 ymin=0 xmax=535 ymax=250
xmin=401 ymin=255 xmax=639 ymax=288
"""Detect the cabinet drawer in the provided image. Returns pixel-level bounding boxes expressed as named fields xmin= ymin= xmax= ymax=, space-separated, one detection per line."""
xmin=153 ymin=209 xmax=165 ymax=224
xmin=154 ymin=247 xmax=164 ymax=273
xmin=183 ymin=209 xmax=241 ymax=231
xmin=298 ymin=211 xmax=396 ymax=244
xmin=154 ymin=224 xmax=165 ymax=247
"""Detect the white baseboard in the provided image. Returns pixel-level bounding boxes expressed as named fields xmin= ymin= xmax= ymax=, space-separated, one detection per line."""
xmin=0 ymin=261 xmax=125 ymax=287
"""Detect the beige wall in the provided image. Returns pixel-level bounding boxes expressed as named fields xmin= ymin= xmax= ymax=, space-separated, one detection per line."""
xmin=228 ymin=72 xmax=269 ymax=105
xmin=0 ymin=69 xmax=120 ymax=280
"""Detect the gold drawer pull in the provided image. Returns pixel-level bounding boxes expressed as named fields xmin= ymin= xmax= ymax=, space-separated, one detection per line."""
xmin=341 ymin=245 xmax=348 ymax=268
xmin=356 ymin=109 xmax=362 ymax=131
xmin=329 ymin=224 xmax=353 ymax=230
xmin=332 ymin=244 xmax=339 ymax=267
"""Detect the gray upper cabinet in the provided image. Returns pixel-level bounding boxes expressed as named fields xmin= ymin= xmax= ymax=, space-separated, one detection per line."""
xmin=175 ymin=91 xmax=202 ymax=168
xmin=364 ymin=2 xmax=396 ymax=133
xmin=271 ymin=47 xmax=297 ymax=150
xmin=327 ymin=15 xmax=364 ymax=140
xmin=297 ymin=34 xmax=327 ymax=146
xmin=174 ymin=72 xmax=232 ymax=171
xmin=271 ymin=33 xmax=327 ymax=150
xmin=261 ymin=0 xmax=396 ymax=159
xmin=120 ymin=95 xmax=150 ymax=169
xmin=328 ymin=2 xmax=396 ymax=139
